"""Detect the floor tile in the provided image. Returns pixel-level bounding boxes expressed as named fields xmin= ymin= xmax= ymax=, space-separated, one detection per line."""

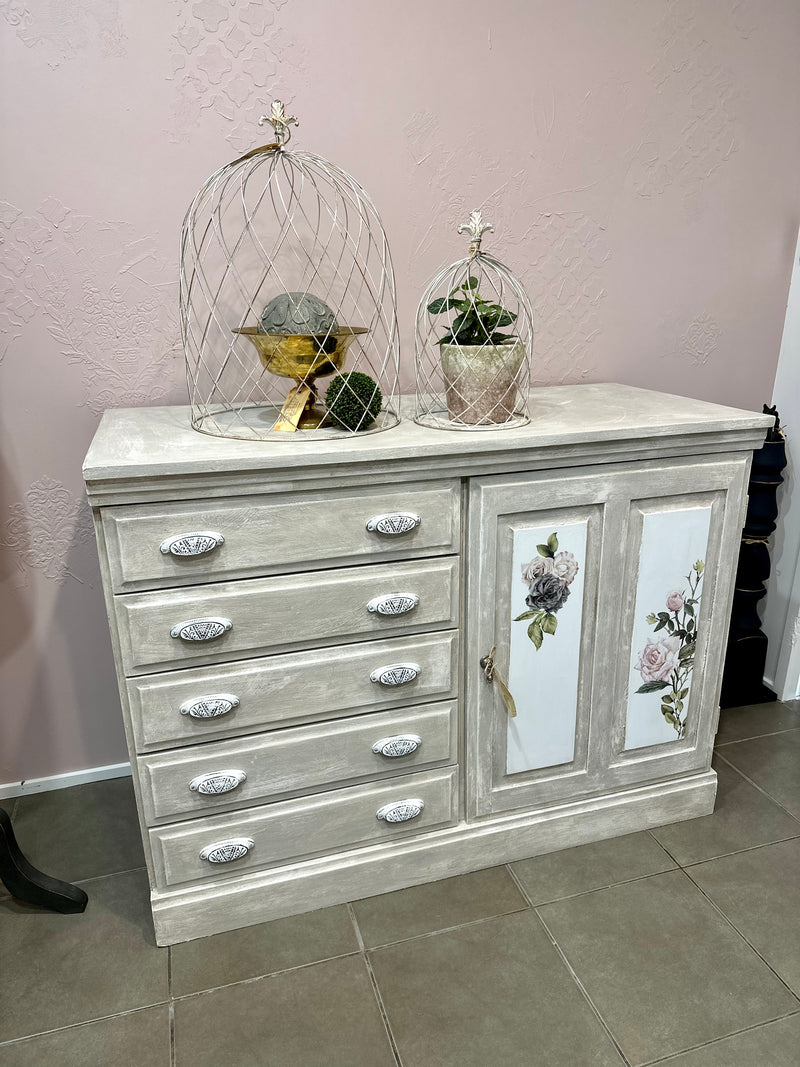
xmin=647 ymin=1013 xmax=800 ymax=1066
xmin=510 ymin=831 xmax=676 ymax=905
xmin=538 ymin=869 xmax=798 ymax=1065
xmin=11 ymin=777 xmax=145 ymax=883
xmin=351 ymin=865 xmax=528 ymax=948
xmin=650 ymin=756 xmax=800 ymax=865
xmin=0 ymin=1005 xmax=170 ymax=1067
xmin=369 ymin=909 xmax=624 ymax=1067
xmin=687 ymin=838 xmax=800 ymax=995
xmin=171 ymin=903 xmax=358 ymax=997
xmin=715 ymin=701 xmax=800 ymax=746
xmin=718 ymin=730 xmax=800 ymax=819
xmin=0 ymin=869 xmax=168 ymax=1043
xmin=173 ymin=953 xmax=395 ymax=1067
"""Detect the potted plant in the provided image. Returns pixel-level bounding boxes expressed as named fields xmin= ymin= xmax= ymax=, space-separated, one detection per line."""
xmin=427 ymin=276 xmax=524 ymax=425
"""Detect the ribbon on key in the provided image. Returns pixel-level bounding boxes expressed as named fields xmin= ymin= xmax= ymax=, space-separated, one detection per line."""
xmin=480 ymin=646 xmax=517 ymax=718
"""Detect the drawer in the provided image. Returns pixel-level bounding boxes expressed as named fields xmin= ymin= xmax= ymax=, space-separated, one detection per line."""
xmin=115 ymin=557 xmax=459 ymax=676
xmin=128 ymin=631 xmax=459 ymax=752
xmin=102 ymin=481 xmax=461 ymax=592
xmin=149 ymin=766 xmax=458 ymax=888
xmin=136 ymin=700 xmax=457 ymax=823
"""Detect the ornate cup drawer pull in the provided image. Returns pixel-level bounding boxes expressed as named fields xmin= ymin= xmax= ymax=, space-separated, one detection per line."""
xmin=366 ymin=593 xmax=420 ymax=616
xmin=376 ymin=798 xmax=425 ymax=823
xmin=180 ymin=694 xmax=240 ymax=719
xmin=160 ymin=531 xmax=224 ymax=557
xmin=189 ymin=769 xmax=247 ymax=795
xmin=170 ymin=617 xmax=233 ymax=641
xmin=372 ymin=735 xmax=423 ymax=759
xmin=199 ymin=838 xmax=254 ymax=864
xmin=370 ymin=662 xmax=421 ymax=686
xmin=365 ymin=512 xmax=422 ymax=536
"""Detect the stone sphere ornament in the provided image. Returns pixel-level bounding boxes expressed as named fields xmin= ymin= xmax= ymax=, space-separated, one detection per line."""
xmin=259 ymin=292 xmax=338 ymax=336
xmin=180 ymin=100 xmax=400 ymax=440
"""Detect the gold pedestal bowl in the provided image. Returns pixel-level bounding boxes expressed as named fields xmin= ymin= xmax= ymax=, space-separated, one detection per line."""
xmin=234 ymin=326 xmax=367 ymax=429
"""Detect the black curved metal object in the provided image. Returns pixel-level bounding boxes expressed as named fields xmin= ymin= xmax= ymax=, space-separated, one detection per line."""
xmin=0 ymin=806 xmax=88 ymax=913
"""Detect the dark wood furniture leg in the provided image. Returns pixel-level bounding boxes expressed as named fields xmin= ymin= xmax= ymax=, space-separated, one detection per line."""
xmin=0 ymin=806 xmax=88 ymax=913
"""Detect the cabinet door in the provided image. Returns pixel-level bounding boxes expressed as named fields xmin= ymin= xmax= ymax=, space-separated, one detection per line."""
xmin=466 ymin=456 xmax=749 ymax=818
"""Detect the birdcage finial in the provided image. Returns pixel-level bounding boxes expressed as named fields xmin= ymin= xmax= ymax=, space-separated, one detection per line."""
xmin=258 ymin=100 xmax=299 ymax=146
xmin=458 ymin=210 xmax=493 ymax=255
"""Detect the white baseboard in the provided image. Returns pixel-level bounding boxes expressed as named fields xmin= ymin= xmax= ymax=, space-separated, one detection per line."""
xmin=0 ymin=761 xmax=131 ymax=801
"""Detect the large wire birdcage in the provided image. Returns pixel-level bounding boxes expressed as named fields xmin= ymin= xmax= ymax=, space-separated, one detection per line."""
xmin=415 ymin=211 xmax=533 ymax=430
xmin=180 ymin=102 xmax=400 ymax=441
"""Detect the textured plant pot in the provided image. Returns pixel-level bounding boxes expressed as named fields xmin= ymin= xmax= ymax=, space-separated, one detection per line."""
xmin=440 ymin=340 xmax=525 ymax=426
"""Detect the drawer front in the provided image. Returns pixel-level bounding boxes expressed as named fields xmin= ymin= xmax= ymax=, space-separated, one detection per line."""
xmin=116 ymin=557 xmax=459 ymax=676
xmin=102 ymin=481 xmax=461 ymax=592
xmin=128 ymin=631 xmax=459 ymax=752
xmin=149 ymin=766 xmax=458 ymax=888
xmin=137 ymin=700 xmax=458 ymax=823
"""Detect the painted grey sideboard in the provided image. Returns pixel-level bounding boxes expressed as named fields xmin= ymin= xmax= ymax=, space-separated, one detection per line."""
xmin=83 ymin=384 xmax=772 ymax=946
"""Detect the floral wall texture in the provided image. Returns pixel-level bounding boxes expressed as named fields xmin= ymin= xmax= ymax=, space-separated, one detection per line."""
xmin=1 ymin=0 xmax=799 ymax=784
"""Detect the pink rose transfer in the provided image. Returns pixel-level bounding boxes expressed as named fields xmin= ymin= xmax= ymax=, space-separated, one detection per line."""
xmin=636 ymin=635 xmax=681 ymax=683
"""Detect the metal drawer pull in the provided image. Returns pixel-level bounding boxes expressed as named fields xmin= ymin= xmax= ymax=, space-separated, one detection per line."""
xmin=372 ymin=735 xmax=422 ymax=759
xmin=376 ymin=799 xmax=425 ymax=823
xmin=200 ymin=838 xmax=254 ymax=864
xmin=365 ymin=512 xmax=422 ymax=536
xmin=370 ymin=662 xmax=420 ymax=686
xmin=367 ymin=593 xmax=420 ymax=616
xmin=170 ymin=617 xmax=233 ymax=641
xmin=160 ymin=531 xmax=224 ymax=557
xmin=180 ymin=694 xmax=240 ymax=719
xmin=189 ymin=769 xmax=247 ymax=795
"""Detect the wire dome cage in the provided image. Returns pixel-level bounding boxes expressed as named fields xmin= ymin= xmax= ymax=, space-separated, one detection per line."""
xmin=180 ymin=101 xmax=400 ymax=441
xmin=415 ymin=210 xmax=533 ymax=431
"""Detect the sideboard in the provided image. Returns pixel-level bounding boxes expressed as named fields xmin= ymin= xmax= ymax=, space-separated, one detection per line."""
xmin=83 ymin=384 xmax=772 ymax=945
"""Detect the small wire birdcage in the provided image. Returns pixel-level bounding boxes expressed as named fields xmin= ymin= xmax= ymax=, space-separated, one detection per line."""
xmin=415 ymin=211 xmax=533 ymax=430
xmin=180 ymin=102 xmax=400 ymax=440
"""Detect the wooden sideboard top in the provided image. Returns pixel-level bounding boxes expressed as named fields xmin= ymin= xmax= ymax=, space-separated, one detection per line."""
xmin=83 ymin=384 xmax=773 ymax=505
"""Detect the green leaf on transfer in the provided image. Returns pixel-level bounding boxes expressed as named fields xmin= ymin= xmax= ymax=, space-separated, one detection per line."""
xmin=528 ymin=621 xmax=543 ymax=650
xmin=679 ymin=641 xmax=696 ymax=661
xmin=542 ymin=613 xmax=558 ymax=635
xmin=646 ymin=613 xmax=657 ymax=625
xmin=636 ymin=680 xmax=670 ymax=694
xmin=537 ymin=544 xmax=554 ymax=558
xmin=547 ymin=532 xmax=559 ymax=553
xmin=514 ymin=610 xmax=541 ymax=622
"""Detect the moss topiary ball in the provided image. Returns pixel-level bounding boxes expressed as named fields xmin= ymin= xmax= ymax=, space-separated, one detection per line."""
xmin=324 ymin=371 xmax=382 ymax=432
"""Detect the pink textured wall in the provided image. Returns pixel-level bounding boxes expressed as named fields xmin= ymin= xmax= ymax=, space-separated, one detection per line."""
xmin=2 ymin=0 xmax=799 ymax=783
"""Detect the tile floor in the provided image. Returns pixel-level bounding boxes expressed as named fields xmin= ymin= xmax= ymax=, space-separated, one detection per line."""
xmin=1 ymin=700 xmax=799 ymax=1066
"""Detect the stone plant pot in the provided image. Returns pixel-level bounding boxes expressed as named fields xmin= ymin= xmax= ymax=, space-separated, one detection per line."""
xmin=439 ymin=339 xmax=525 ymax=426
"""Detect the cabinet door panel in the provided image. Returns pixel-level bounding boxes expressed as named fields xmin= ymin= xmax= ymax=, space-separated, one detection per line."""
xmin=467 ymin=471 xmax=606 ymax=817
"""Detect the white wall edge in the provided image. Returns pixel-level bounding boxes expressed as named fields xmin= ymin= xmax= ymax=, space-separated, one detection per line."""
xmin=0 ymin=761 xmax=132 ymax=801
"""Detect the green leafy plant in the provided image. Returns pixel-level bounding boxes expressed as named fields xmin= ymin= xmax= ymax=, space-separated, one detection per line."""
xmin=427 ymin=276 xmax=517 ymax=347
xmin=324 ymin=371 xmax=382 ymax=432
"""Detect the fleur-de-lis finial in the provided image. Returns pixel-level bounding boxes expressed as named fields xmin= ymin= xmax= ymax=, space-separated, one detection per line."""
xmin=458 ymin=210 xmax=493 ymax=254
xmin=258 ymin=100 xmax=299 ymax=146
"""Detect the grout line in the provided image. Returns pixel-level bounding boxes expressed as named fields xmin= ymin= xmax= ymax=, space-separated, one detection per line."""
xmin=360 ymin=903 xmax=531 ymax=954
xmin=349 ymin=904 xmax=403 ymax=1067
xmin=637 ymin=1008 xmax=800 ymax=1065
xmin=678 ymin=866 xmax=800 ymax=1003
xmin=0 ymin=1002 xmax=170 ymax=1049
xmin=505 ymin=866 xmax=632 ymax=1066
xmin=168 ymin=1000 xmax=176 ymax=1067
xmin=679 ymin=832 xmax=800 ymax=870
xmin=533 ymin=906 xmax=632 ymax=1067
xmin=167 ymin=945 xmax=173 ymax=1001
xmin=510 ymin=864 xmax=685 ymax=911
xmin=714 ymin=750 xmax=800 ymax=824
xmin=361 ymin=951 xmax=404 ymax=1067
xmin=346 ymin=901 xmax=366 ymax=952
xmin=715 ymin=724 xmax=800 ymax=747
xmin=170 ymin=950 xmax=361 ymax=1003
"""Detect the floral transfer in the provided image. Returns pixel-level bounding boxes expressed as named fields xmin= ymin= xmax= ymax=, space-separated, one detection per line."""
xmin=635 ymin=560 xmax=705 ymax=738
xmin=514 ymin=532 xmax=579 ymax=649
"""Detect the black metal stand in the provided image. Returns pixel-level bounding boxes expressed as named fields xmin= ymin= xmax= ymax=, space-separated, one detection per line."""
xmin=0 ymin=806 xmax=88 ymax=913
xmin=720 ymin=406 xmax=787 ymax=708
